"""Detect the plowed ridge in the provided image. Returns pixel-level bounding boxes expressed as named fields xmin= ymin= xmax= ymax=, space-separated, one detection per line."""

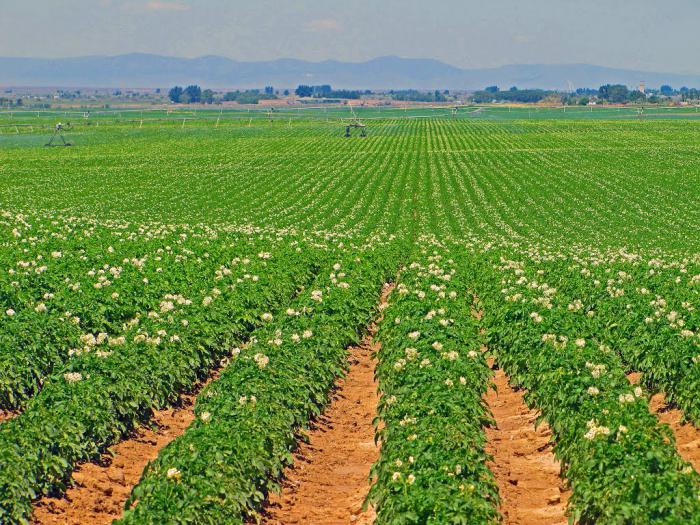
xmin=485 ymin=364 xmax=570 ymax=525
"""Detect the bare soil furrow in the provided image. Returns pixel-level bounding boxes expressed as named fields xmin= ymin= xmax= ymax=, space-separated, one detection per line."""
xmin=0 ymin=410 xmax=16 ymax=423
xmin=485 ymin=364 xmax=570 ymax=525
xmin=31 ymin=371 xmax=221 ymax=525
xmin=261 ymin=284 xmax=392 ymax=525
xmin=627 ymin=372 xmax=700 ymax=471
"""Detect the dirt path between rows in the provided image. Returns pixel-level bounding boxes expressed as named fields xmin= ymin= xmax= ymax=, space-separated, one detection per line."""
xmin=627 ymin=372 xmax=700 ymax=471
xmin=0 ymin=410 xmax=16 ymax=424
xmin=485 ymin=362 xmax=570 ymax=525
xmin=31 ymin=371 xmax=220 ymax=525
xmin=261 ymin=284 xmax=392 ymax=525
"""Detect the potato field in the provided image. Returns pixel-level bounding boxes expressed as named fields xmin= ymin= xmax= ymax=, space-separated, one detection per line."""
xmin=1 ymin=108 xmax=700 ymax=524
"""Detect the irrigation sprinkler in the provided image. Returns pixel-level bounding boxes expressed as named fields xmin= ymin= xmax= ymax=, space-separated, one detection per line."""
xmin=344 ymin=122 xmax=367 ymax=138
xmin=45 ymin=122 xmax=72 ymax=147
xmin=343 ymin=105 xmax=367 ymax=137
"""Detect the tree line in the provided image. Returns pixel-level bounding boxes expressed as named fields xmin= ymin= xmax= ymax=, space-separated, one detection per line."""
xmin=294 ymin=85 xmax=369 ymax=99
xmin=168 ymin=85 xmax=215 ymax=104
xmin=471 ymin=84 xmax=700 ymax=105
xmin=168 ymin=85 xmax=279 ymax=104
xmin=166 ymin=82 xmax=700 ymax=106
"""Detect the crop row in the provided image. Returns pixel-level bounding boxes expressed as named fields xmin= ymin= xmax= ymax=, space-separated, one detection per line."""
xmin=4 ymin=119 xmax=700 ymax=249
xmin=563 ymin=255 xmax=700 ymax=424
xmin=481 ymin=249 xmax=700 ymax=523
xmin=0 ymin=236 xmax=325 ymax=524
xmin=116 ymin=243 xmax=399 ymax=524
xmin=368 ymin=244 xmax=499 ymax=524
xmin=0 ymin=213 xmax=305 ymax=410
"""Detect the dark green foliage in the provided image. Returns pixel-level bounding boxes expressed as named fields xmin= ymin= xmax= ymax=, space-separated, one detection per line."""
xmin=368 ymin=247 xmax=500 ymax=524
xmin=0 ymin=239 xmax=322 ymax=524
xmin=116 ymin=244 xmax=399 ymax=524
xmin=478 ymin=251 xmax=700 ymax=524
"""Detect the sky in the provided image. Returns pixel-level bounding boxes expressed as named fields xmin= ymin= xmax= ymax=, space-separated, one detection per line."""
xmin=1 ymin=0 xmax=699 ymax=73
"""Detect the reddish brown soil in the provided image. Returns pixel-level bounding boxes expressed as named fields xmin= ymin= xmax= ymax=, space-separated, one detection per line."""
xmin=0 ymin=410 xmax=16 ymax=423
xmin=627 ymin=372 xmax=700 ymax=471
xmin=485 ymin=364 xmax=570 ymax=525
xmin=261 ymin=284 xmax=392 ymax=525
xmin=31 ymin=372 xmax=220 ymax=525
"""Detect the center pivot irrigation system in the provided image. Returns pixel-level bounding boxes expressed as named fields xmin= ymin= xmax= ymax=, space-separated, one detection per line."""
xmin=45 ymin=122 xmax=72 ymax=147
xmin=343 ymin=106 xmax=367 ymax=137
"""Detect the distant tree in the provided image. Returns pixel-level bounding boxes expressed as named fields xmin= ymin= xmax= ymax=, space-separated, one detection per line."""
xmin=313 ymin=85 xmax=332 ymax=96
xmin=509 ymin=86 xmax=518 ymax=92
xmin=220 ymin=90 xmax=276 ymax=104
xmin=264 ymin=86 xmax=274 ymax=95
xmin=295 ymin=85 xmax=313 ymax=97
xmin=15 ymin=98 xmax=23 ymax=106
xmin=578 ymin=97 xmax=590 ymax=106
xmin=682 ymin=88 xmax=700 ymax=101
xmin=598 ymin=84 xmax=629 ymax=103
xmin=611 ymin=84 xmax=630 ymax=103
xmin=184 ymin=85 xmax=202 ymax=103
xmin=660 ymin=84 xmax=674 ymax=96
xmin=628 ymin=90 xmax=646 ymax=102
xmin=471 ymin=88 xmax=550 ymax=104
xmin=389 ymin=90 xmax=448 ymax=103
xmin=202 ymin=89 xmax=215 ymax=104
xmin=168 ymin=86 xmax=183 ymax=103
xmin=283 ymin=89 xmax=290 ymax=96
xmin=236 ymin=91 xmax=264 ymax=104
xmin=485 ymin=85 xmax=499 ymax=93
xmin=155 ymin=88 xmax=161 ymax=94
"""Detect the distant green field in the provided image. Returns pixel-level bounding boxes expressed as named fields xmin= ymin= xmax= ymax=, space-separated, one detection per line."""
xmin=1 ymin=112 xmax=699 ymax=248
xmin=1 ymin=103 xmax=699 ymax=129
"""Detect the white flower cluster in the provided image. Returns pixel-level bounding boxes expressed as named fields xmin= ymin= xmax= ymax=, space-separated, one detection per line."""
xmin=584 ymin=419 xmax=611 ymax=440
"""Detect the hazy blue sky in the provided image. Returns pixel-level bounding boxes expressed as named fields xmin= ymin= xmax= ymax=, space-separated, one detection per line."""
xmin=2 ymin=0 xmax=698 ymax=73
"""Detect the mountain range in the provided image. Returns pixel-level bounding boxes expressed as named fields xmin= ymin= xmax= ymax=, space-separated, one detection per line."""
xmin=2 ymin=54 xmax=699 ymax=91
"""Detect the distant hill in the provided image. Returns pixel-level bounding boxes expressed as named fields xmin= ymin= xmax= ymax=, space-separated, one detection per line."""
xmin=2 ymin=54 xmax=699 ymax=90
